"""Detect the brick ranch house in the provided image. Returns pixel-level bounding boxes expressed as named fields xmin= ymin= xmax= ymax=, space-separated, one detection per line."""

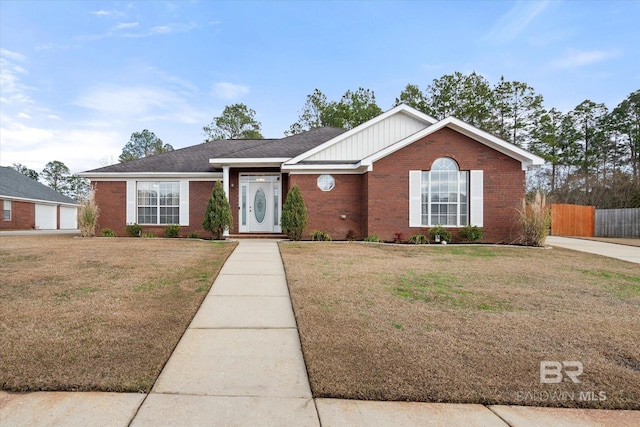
xmin=80 ymin=104 xmax=544 ymax=242
xmin=0 ymin=166 xmax=79 ymax=231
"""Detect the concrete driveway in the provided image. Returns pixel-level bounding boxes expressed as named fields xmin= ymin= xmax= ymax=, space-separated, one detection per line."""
xmin=546 ymin=236 xmax=640 ymax=264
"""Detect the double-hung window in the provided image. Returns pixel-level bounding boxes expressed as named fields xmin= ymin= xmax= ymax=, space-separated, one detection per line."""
xmin=137 ymin=182 xmax=180 ymax=225
xmin=422 ymin=158 xmax=468 ymax=226
xmin=3 ymin=200 xmax=11 ymax=221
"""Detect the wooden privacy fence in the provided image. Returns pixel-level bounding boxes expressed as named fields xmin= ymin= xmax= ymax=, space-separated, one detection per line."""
xmin=551 ymin=204 xmax=595 ymax=237
xmin=595 ymin=208 xmax=640 ymax=238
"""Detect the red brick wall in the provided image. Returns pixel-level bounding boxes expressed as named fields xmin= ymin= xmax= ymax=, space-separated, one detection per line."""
xmin=0 ymin=199 xmax=35 ymax=230
xmin=93 ymin=181 xmax=127 ymax=235
xmin=367 ymin=127 xmax=525 ymax=243
xmin=93 ymin=180 xmax=220 ymax=238
xmin=287 ymin=174 xmax=365 ymax=240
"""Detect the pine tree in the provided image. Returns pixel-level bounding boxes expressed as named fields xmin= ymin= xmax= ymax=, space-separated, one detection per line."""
xmin=280 ymin=185 xmax=307 ymax=241
xmin=202 ymin=181 xmax=233 ymax=239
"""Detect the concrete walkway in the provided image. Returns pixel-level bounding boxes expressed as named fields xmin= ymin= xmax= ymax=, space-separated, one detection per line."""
xmin=2 ymin=240 xmax=639 ymax=426
xmin=546 ymin=236 xmax=640 ymax=264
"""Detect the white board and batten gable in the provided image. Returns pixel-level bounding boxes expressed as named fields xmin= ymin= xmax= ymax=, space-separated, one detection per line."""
xmin=283 ymin=104 xmax=437 ymax=172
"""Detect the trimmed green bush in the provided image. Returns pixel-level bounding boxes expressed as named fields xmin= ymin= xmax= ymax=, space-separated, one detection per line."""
xmin=101 ymin=228 xmax=117 ymax=237
xmin=429 ymin=225 xmax=452 ymax=243
xmin=408 ymin=234 xmax=428 ymax=244
xmin=141 ymin=232 xmax=155 ymax=238
xmin=203 ymin=181 xmax=233 ymax=240
xmin=164 ymin=224 xmax=180 ymax=238
xmin=364 ymin=235 xmax=381 ymax=242
xmin=187 ymin=232 xmax=199 ymax=239
xmin=460 ymin=225 xmax=484 ymax=242
xmin=126 ymin=223 xmax=142 ymax=237
xmin=310 ymin=230 xmax=332 ymax=241
xmin=281 ymin=185 xmax=307 ymax=241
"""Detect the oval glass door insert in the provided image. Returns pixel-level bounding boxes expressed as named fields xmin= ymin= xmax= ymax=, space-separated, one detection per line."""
xmin=254 ymin=188 xmax=267 ymax=223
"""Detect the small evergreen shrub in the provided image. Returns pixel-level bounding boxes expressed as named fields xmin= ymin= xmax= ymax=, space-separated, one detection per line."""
xmin=346 ymin=229 xmax=356 ymax=241
xmin=408 ymin=234 xmax=428 ymax=244
xmin=460 ymin=225 xmax=484 ymax=242
xmin=188 ymin=232 xmax=199 ymax=239
xmin=141 ymin=232 xmax=155 ymax=238
xmin=310 ymin=230 xmax=332 ymax=241
xmin=101 ymin=228 xmax=117 ymax=237
xmin=203 ymin=181 xmax=233 ymax=240
xmin=429 ymin=225 xmax=451 ymax=243
xmin=364 ymin=235 xmax=380 ymax=242
xmin=126 ymin=223 xmax=142 ymax=237
xmin=164 ymin=224 xmax=180 ymax=238
xmin=281 ymin=185 xmax=307 ymax=241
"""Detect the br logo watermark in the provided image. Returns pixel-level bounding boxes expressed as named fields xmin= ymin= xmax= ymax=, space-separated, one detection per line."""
xmin=515 ymin=360 xmax=607 ymax=402
xmin=540 ymin=361 xmax=583 ymax=384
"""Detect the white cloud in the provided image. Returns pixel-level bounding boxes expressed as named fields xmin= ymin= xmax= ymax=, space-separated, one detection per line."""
xmin=552 ymin=49 xmax=621 ymax=69
xmin=112 ymin=22 xmax=139 ymax=31
xmin=17 ymin=112 xmax=31 ymax=119
xmin=89 ymin=9 xmax=125 ymax=18
xmin=211 ymin=82 xmax=250 ymax=100
xmin=0 ymin=49 xmax=33 ymax=105
xmin=484 ymin=0 xmax=550 ymax=43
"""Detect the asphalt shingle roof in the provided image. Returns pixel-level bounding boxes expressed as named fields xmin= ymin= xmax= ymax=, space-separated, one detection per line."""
xmin=0 ymin=167 xmax=78 ymax=204
xmin=83 ymin=127 xmax=346 ymax=174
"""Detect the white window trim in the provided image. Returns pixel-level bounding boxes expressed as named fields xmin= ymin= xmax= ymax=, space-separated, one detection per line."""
xmin=3 ymin=200 xmax=11 ymax=221
xmin=126 ymin=180 xmax=189 ymax=226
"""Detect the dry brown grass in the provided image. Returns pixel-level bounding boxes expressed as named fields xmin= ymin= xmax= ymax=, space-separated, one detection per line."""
xmin=280 ymin=242 xmax=640 ymax=409
xmin=0 ymin=235 xmax=236 ymax=393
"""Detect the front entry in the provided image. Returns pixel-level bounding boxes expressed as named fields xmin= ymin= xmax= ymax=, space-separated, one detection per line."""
xmin=239 ymin=175 xmax=281 ymax=233
xmin=248 ymin=182 xmax=273 ymax=232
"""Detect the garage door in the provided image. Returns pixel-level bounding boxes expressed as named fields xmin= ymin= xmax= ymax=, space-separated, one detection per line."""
xmin=35 ymin=204 xmax=57 ymax=229
xmin=60 ymin=206 xmax=77 ymax=229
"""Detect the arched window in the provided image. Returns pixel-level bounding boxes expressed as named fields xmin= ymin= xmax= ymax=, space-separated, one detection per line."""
xmin=421 ymin=158 xmax=468 ymax=226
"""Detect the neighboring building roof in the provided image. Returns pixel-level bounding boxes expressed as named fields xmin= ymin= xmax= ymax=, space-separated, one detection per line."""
xmin=0 ymin=167 xmax=78 ymax=205
xmin=81 ymin=127 xmax=346 ymax=175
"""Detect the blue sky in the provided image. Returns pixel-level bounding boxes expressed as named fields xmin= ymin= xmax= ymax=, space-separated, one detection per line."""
xmin=1 ymin=0 xmax=638 ymax=174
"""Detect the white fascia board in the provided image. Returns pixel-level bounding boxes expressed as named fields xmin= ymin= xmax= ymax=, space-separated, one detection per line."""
xmin=209 ymin=158 xmax=290 ymax=168
xmin=284 ymin=104 xmax=437 ymax=166
xmin=0 ymin=194 xmax=79 ymax=207
xmin=282 ymin=163 xmax=368 ymax=174
xmin=79 ymin=172 xmax=222 ymax=181
xmin=361 ymin=116 xmax=545 ymax=171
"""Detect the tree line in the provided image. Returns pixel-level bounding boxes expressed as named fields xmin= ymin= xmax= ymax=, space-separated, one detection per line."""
xmin=12 ymin=161 xmax=90 ymax=202
xmin=20 ymin=72 xmax=635 ymax=208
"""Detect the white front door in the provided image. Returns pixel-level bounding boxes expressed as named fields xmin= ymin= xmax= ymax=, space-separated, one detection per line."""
xmin=248 ymin=182 xmax=273 ymax=232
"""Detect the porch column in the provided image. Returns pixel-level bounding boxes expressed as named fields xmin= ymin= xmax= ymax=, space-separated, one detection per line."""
xmin=222 ymin=165 xmax=230 ymax=237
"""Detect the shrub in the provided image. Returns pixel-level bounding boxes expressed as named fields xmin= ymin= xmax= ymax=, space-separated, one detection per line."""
xmin=188 ymin=232 xmax=199 ymax=239
xmin=408 ymin=234 xmax=428 ymax=244
xmin=517 ymin=190 xmax=551 ymax=246
xmin=310 ymin=230 xmax=332 ymax=241
xmin=459 ymin=225 xmax=484 ymax=242
xmin=429 ymin=225 xmax=451 ymax=243
xmin=281 ymin=185 xmax=307 ymax=241
xmin=101 ymin=228 xmax=117 ymax=237
xmin=141 ymin=232 xmax=155 ymax=238
xmin=126 ymin=223 xmax=142 ymax=237
xmin=364 ymin=235 xmax=380 ymax=242
xmin=393 ymin=232 xmax=403 ymax=243
xmin=164 ymin=224 xmax=181 ymax=238
xmin=78 ymin=191 xmax=99 ymax=237
xmin=202 ymin=181 xmax=233 ymax=240
xmin=346 ymin=229 xmax=356 ymax=241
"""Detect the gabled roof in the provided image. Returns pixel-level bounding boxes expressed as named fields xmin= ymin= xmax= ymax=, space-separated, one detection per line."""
xmin=81 ymin=127 xmax=346 ymax=177
xmin=284 ymin=104 xmax=437 ymax=165
xmin=283 ymin=104 xmax=545 ymax=172
xmin=0 ymin=167 xmax=78 ymax=205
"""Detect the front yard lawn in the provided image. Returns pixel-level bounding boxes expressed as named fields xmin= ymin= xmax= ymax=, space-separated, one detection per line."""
xmin=280 ymin=242 xmax=640 ymax=409
xmin=0 ymin=236 xmax=236 ymax=393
